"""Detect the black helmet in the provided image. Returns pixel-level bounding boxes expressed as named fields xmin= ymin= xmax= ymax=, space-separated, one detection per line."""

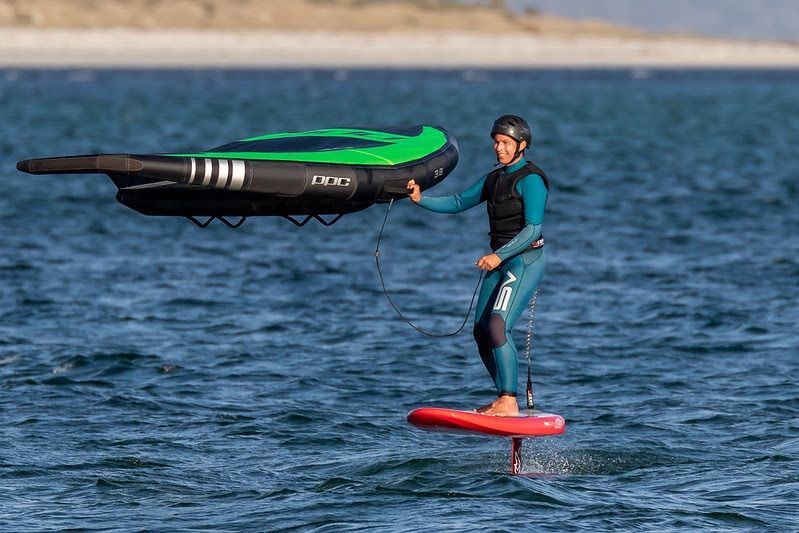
xmin=490 ymin=115 xmax=532 ymax=148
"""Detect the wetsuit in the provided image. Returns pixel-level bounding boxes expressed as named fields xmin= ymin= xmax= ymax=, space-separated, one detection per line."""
xmin=416 ymin=158 xmax=549 ymax=396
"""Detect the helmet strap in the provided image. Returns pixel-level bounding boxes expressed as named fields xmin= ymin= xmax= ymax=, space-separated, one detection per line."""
xmin=510 ymin=140 xmax=526 ymax=165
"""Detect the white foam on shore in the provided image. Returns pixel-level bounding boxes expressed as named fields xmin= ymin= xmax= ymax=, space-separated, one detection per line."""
xmin=2 ymin=29 xmax=799 ymax=68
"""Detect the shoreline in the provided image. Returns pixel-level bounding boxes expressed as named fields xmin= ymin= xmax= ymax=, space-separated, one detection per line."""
xmin=3 ymin=29 xmax=799 ymax=69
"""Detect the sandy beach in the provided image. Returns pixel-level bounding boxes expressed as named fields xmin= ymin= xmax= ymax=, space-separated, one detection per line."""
xmin=1 ymin=0 xmax=798 ymax=68
xmin=3 ymin=28 xmax=799 ymax=68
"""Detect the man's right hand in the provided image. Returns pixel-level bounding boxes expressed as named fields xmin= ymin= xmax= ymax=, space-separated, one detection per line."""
xmin=407 ymin=180 xmax=421 ymax=203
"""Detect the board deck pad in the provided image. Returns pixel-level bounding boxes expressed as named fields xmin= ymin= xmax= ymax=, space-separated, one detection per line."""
xmin=407 ymin=407 xmax=565 ymax=438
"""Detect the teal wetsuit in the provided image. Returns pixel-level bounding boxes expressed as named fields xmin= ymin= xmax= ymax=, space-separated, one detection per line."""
xmin=416 ymin=159 xmax=548 ymax=396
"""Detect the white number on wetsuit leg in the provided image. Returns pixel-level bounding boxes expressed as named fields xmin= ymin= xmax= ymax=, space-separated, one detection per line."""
xmin=493 ymin=272 xmax=517 ymax=312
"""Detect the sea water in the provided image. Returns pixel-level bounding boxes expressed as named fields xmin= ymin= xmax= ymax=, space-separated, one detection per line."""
xmin=1 ymin=69 xmax=797 ymax=531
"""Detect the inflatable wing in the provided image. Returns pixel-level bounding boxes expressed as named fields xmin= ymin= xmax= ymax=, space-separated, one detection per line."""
xmin=16 ymin=125 xmax=459 ymax=227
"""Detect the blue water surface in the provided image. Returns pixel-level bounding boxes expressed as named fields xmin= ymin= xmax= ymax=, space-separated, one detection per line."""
xmin=1 ymin=69 xmax=797 ymax=531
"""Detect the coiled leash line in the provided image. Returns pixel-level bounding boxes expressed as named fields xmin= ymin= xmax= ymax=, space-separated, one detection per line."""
xmin=375 ymin=198 xmax=484 ymax=338
xmin=523 ymin=289 xmax=539 ymax=410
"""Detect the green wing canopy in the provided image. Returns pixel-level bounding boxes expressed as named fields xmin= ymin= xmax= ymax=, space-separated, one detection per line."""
xmin=169 ymin=126 xmax=449 ymax=166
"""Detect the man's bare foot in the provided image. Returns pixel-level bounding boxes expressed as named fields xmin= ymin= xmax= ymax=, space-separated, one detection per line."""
xmin=481 ymin=395 xmax=519 ymax=417
xmin=475 ymin=398 xmax=500 ymax=413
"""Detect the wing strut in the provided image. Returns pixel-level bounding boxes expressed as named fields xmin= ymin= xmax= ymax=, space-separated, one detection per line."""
xmin=217 ymin=216 xmax=247 ymax=228
xmin=186 ymin=216 xmax=216 ymax=228
xmin=184 ymin=214 xmax=342 ymax=229
xmin=185 ymin=216 xmax=248 ymax=229
xmin=282 ymin=214 xmax=344 ymax=227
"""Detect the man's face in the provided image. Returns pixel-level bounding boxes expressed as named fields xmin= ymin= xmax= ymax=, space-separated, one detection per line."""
xmin=493 ymin=133 xmax=525 ymax=165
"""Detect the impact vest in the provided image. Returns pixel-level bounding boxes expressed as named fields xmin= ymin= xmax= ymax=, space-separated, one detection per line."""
xmin=481 ymin=161 xmax=550 ymax=252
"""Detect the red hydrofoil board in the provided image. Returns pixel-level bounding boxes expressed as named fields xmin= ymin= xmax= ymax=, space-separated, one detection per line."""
xmin=407 ymin=407 xmax=564 ymax=438
xmin=407 ymin=407 xmax=565 ymax=474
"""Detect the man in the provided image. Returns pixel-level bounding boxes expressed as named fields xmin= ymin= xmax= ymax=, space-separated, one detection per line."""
xmin=407 ymin=115 xmax=549 ymax=416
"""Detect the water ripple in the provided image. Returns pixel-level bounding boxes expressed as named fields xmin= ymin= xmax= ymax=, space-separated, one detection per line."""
xmin=1 ymin=68 xmax=797 ymax=532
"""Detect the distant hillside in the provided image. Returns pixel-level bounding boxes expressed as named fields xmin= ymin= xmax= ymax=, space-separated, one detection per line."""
xmin=515 ymin=0 xmax=799 ymax=42
xmin=0 ymin=0 xmax=644 ymax=36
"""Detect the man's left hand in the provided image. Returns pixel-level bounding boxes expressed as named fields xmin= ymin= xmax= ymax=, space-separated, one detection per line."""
xmin=476 ymin=253 xmax=501 ymax=271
